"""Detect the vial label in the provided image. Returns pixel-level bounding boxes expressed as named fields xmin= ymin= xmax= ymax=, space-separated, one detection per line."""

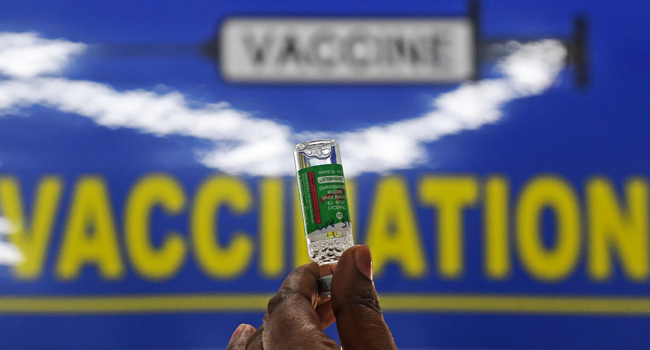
xmin=297 ymin=164 xmax=351 ymax=237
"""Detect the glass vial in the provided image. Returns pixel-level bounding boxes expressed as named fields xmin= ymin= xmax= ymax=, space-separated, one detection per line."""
xmin=294 ymin=139 xmax=354 ymax=295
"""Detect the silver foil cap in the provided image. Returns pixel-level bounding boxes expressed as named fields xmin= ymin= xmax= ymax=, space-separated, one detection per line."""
xmin=294 ymin=139 xmax=342 ymax=171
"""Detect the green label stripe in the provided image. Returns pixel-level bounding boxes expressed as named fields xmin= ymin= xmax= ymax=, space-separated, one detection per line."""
xmin=298 ymin=164 xmax=351 ymax=236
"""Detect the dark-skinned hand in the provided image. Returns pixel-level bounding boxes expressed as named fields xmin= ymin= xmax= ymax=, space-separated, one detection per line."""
xmin=226 ymin=245 xmax=397 ymax=350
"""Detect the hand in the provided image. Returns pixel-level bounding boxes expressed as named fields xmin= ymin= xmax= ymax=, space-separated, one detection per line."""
xmin=226 ymin=245 xmax=397 ymax=350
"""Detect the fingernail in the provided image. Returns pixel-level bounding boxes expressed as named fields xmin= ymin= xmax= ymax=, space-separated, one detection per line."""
xmin=353 ymin=245 xmax=373 ymax=280
xmin=230 ymin=324 xmax=246 ymax=342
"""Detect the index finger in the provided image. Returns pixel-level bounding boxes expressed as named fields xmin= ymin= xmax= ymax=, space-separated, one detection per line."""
xmin=262 ymin=263 xmax=339 ymax=350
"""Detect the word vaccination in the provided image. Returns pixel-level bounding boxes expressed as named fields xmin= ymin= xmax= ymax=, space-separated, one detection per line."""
xmin=0 ymin=174 xmax=646 ymax=284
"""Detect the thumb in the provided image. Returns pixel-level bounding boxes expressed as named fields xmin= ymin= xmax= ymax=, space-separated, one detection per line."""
xmin=331 ymin=245 xmax=397 ymax=350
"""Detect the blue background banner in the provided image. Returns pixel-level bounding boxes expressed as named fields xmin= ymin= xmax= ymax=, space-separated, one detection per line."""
xmin=0 ymin=0 xmax=649 ymax=349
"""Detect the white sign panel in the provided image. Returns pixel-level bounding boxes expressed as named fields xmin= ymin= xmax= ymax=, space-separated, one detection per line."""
xmin=220 ymin=18 xmax=475 ymax=83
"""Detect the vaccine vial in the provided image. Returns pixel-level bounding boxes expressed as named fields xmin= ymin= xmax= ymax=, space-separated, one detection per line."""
xmin=294 ymin=139 xmax=354 ymax=296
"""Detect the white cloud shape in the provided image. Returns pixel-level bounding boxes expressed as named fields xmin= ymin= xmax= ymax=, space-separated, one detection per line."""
xmin=0 ymin=32 xmax=85 ymax=78
xmin=0 ymin=33 xmax=566 ymax=177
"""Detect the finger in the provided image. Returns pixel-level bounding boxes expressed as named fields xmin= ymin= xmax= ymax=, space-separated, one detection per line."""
xmin=226 ymin=324 xmax=256 ymax=350
xmin=263 ymin=263 xmax=339 ymax=350
xmin=315 ymin=299 xmax=335 ymax=329
xmin=331 ymin=245 xmax=397 ymax=350
xmin=268 ymin=263 xmax=321 ymax=313
xmin=245 ymin=325 xmax=264 ymax=350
